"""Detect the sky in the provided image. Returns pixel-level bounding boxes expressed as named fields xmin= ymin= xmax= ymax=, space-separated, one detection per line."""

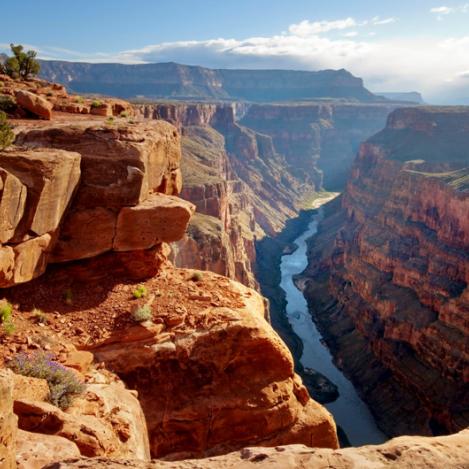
xmin=2 ymin=0 xmax=469 ymax=103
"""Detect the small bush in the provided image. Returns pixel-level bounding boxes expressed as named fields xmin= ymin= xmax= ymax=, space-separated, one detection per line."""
xmin=128 ymin=118 xmax=135 ymax=124
xmin=8 ymin=351 xmax=85 ymax=409
xmin=74 ymin=96 xmax=84 ymax=104
xmin=33 ymin=308 xmax=48 ymax=325
xmin=0 ymin=95 xmax=16 ymax=113
xmin=132 ymin=285 xmax=147 ymax=299
xmin=106 ymin=116 xmax=114 ymax=125
xmin=119 ymin=111 xmax=129 ymax=118
xmin=46 ymin=91 xmax=53 ymax=97
xmin=132 ymin=304 xmax=152 ymax=323
xmin=90 ymin=99 xmax=102 ymax=108
xmin=0 ymin=301 xmax=12 ymax=323
xmin=190 ymin=272 xmax=204 ymax=282
xmin=0 ymin=301 xmax=15 ymax=335
xmin=0 ymin=111 xmax=14 ymax=150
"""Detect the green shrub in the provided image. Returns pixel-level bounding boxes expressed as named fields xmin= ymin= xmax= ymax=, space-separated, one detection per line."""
xmin=0 ymin=301 xmax=15 ymax=336
xmin=132 ymin=285 xmax=147 ymax=299
xmin=0 ymin=95 xmax=17 ymax=113
xmin=8 ymin=351 xmax=86 ymax=409
xmin=0 ymin=301 xmax=12 ymax=323
xmin=120 ymin=111 xmax=128 ymax=118
xmin=190 ymin=272 xmax=204 ymax=282
xmin=33 ymin=308 xmax=48 ymax=325
xmin=106 ymin=116 xmax=114 ymax=125
xmin=46 ymin=91 xmax=53 ymax=97
xmin=132 ymin=304 xmax=152 ymax=322
xmin=1 ymin=44 xmax=40 ymax=79
xmin=0 ymin=111 xmax=14 ymax=150
xmin=91 ymin=99 xmax=102 ymax=108
xmin=74 ymin=96 xmax=84 ymax=104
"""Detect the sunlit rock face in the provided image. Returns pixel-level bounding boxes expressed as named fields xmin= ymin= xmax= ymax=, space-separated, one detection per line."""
xmin=301 ymin=107 xmax=469 ymax=437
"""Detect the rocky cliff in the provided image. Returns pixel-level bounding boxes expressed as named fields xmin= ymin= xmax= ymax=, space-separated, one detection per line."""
xmin=300 ymin=107 xmax=469 ymax=437
xmin=39 ymin=61 xmax=380 ymax=102
xmin=0 ymin=79 xmax=339 ymax=465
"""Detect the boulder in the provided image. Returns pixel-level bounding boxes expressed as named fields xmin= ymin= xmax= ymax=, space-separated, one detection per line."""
xmin=0 ymin=148 xmax=81 ymax=240
xmin=50 ymin=208 xmax=117 ymax=262
xmin=0 ymin=168 xmax=27 ymax=244
xmin=114 ymin=194 xmax=195 ymax=251
xmin=15 ymin=120 xmax=181 ymax=209
xmin=12 ymin=233 xmax=52 ymax=285
xmin=16 ymin=429 xmax=80 ymax=469
xmin=13 ymin=371 xmax=150 ymax=460
xmin=15 ymin=90 xmax=53 ymax=120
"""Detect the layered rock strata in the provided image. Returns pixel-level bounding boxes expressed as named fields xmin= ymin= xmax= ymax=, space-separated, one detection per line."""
xmin=301 ymin=107 xmax=469 ymax=437
xmin=0 ymin=119 xmax=193 ymax=287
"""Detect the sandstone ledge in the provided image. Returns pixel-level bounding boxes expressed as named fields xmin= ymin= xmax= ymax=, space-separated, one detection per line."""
xmin=44 ymin=429 xmax=469 ymax=468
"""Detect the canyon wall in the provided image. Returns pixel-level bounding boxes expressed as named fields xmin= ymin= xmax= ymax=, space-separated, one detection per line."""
xmin=136 ymin=101 xmax=397 ymax=288
xmin=240 ymin=102 xmax=398 ymax=189
xmin=301 ymin=107 xmax=469 ymax=437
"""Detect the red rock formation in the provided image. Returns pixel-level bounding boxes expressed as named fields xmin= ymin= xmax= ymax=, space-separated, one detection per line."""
xmin=302 ymin=107 xmax=469 ymax=437
xmin=42 ymin=430 xmax=469 ymax=469
xmin=0 ymin=119 xmax=193 ymax=286
xmin=88 ymin=272 xmax=338 ymax=459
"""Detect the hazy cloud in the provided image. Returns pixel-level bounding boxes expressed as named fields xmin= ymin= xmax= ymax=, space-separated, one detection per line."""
xmin=2 ymin=14 xmax=469 ymax=102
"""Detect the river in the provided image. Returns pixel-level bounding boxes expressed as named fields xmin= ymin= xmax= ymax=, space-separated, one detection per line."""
xmin=279 ymin=211 xmax=387 ymax=446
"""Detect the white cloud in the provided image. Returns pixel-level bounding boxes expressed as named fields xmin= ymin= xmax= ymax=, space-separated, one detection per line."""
xmin=288 ymin=18 xmax=357 ymax=36
xmin=430 ymin=4 xmax=469 ymax=17
xmin=371 ymin=16 xmax=397 ymax=25
xmin=3 ymin=15 xmax=469 ymax=103
xmin=430 ymin=6 xmax=454 ymax=14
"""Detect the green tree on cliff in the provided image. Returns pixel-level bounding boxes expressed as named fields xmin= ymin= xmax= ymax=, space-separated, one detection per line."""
xmin=0 ymin=111 xmax=14 ymax=150
xmin=1 ymin=44 xmax=40 ymax=79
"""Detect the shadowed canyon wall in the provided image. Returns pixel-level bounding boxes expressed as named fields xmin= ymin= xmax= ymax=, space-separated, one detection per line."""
xmin=301 ymin=107 xmax=469 ymax=437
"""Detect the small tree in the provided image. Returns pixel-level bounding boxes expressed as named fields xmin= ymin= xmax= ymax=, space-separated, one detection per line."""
xmin=2 ymin=44 xmax=40 ymax=80
xmin=0 ymin=111 xmax=14 ymax=150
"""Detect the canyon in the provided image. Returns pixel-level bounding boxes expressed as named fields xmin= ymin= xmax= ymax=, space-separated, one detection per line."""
xmin=0 ymin=66 xmax=468 ymax=468
xmin=134 ymin=100 xmax=397 ymax=288
xmin=300 ymin=107 xmax=469 ymax=437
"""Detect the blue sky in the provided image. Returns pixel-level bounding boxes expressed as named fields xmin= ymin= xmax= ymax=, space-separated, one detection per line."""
xmin=2 ymin=0 xmax=469 ymax=102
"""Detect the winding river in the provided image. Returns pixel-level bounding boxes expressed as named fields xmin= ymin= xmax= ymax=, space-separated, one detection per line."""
xmin=279 ymin=211 xmax=387 ymax=446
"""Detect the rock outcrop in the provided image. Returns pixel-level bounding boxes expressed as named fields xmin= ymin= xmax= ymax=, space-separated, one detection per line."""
xmin=301 ymin=107 xmax=469 ymax=437
xmin=44 ymin=429 xmax=469 ymax=469
xmin=0 ymin=118 xmax=193 ymax=286
xmin=87 ymin=271 xmax=338 ymax=459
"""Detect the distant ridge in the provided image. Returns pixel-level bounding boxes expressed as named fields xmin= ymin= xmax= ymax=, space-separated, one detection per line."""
xmin=376 ymin=91 xmax=425 ymax=104
xmin=38 ymin=60 xmax=382 ymax=102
